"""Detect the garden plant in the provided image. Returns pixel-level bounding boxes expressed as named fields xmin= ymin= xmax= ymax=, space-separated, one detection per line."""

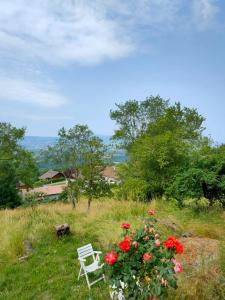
xmin=104 ymin=210 xmax=184 ymax=300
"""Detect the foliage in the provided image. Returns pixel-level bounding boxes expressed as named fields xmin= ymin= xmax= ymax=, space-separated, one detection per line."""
xmin=80 ymin=136 xmax=112 ymax=210
xmin=183 ymin=197 xmax=210 ymax=212
xmin=110 ymin=96 xmax=169 ymax=148
xmin=166 ymin=144 xmax=225 ymax=206
xmin=22 ymin=192 xmax=46 ymax=207
xmin=14 ymin=149 xmax=39 ymax=187
xmin=0 ymin=122 xmax=38 ymax=208
xmin=0 ymin=122 xmax=25 ymax=160
xmin=60 ymin=179 xmax=83 ymax=207
xmin=115 ymin=101 xmax=205 ymax=200
xmin=42 ymin=124 xmax=111 ymax=209
xmin=0 ymin=160 xmax=21 ymax=208
xmin=104 ymin=211 xmax=184 ymax=299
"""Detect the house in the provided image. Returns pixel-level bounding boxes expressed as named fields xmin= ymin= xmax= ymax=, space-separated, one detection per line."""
xmin=39 ymin=170 xmax=64 ymax=181
xmin=27 ymin=184 xmax=66 ymax=200
xmin=101 ymin=166 xmax=120 ymax=184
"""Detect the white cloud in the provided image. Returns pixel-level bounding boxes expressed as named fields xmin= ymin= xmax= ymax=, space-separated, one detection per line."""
xmin=0 ymin=0 xmax=221 ymax=111
xmin=0 ymin=76 xmax=67 ymax=107
xmin=0 ymin=1 xmax=220 ymax=67
xmin=192 ymin=0 xmax=219 ymax=29
xmin=0 ymin=0 xmax=134 ymax=66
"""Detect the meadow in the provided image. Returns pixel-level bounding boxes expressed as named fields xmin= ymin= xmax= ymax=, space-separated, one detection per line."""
xmin=0 ymin=199 xmax=224 ymax=300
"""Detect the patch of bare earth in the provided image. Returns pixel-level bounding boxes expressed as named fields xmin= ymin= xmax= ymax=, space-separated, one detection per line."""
xmin=170 ymin=237 xmax=225 ymax=300
xmin=177 ymin=237 xmax=220 ymax=270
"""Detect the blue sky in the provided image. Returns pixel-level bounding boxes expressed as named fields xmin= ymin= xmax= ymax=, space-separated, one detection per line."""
xmin=0 ymin=0 xmax=225 ymax=143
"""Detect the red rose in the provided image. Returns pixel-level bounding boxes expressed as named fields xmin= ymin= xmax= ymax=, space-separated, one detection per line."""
xmin=147 ymin=209 xmax=155 ymax=216
xmin=175 ymin=242 xmax=183 ymax=254
xmin=118 ymin=238 xmax=130 ymax=252
xmin=164 ymin=236 xmax=184 ymax=254
xmin=143 ymin=253 xmax=152 ymax=261
xmin=164 ymin=238 xmax=175 ymax=249
xmin=121 ymin=223 xmax=130 ymax=230
xmin=104 ymin=252 xmax=118 ymax=265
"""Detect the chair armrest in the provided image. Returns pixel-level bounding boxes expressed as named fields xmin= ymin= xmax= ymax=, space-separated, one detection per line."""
xmin=78 ymin=257 xmax=86 ymax=262
xmin=94 ymin=251 xmax=102 ymax=254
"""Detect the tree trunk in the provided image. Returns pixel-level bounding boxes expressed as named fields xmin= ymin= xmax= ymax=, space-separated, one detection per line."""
xmin=87 ymin=197 xmax=91 ymax=211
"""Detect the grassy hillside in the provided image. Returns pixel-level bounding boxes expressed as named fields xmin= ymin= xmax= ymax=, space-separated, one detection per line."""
xmin=0 ymin=199 xmax=224 ymax=300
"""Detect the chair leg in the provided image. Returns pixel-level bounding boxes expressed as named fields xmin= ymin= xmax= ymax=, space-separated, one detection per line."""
xmin=84 ymin=271 xmax=91 ymax=289
xmin=78 ymin=266 xmax=82 ymax=280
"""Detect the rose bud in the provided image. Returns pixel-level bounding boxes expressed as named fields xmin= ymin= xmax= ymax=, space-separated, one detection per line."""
xmin=155 ymin=239 xmax=160 ymax=247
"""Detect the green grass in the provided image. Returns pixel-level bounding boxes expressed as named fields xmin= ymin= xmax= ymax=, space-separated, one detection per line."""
xmin=0 ymin=199 xmax=224 ymax=300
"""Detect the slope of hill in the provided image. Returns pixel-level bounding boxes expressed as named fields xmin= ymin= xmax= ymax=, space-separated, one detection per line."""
xmin=0 ymin=199 xmax=224 ymax=300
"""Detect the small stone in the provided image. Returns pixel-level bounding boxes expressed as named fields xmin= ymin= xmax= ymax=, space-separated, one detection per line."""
xmin=23 ymin=240 xmax=33 ymax=254
xmin=158 ymin=219 xmax=183 ymax=233
xmin=18 ymin=255 xmax=29 ymax=262
xmin=182 ymin=232 xmax=193 ymax=238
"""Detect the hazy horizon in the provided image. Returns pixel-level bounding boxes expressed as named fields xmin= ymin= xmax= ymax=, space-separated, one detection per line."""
xmin=0 ymin=1 xmax=225 ymax=143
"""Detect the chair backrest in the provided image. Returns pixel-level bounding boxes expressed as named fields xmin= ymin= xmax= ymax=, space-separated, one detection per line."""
xmin=77 ymin=243 xmax=94 ymax=259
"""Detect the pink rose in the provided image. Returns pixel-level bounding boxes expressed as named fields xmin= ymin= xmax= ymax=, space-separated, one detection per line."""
xmin=147 ymin=209 xmax=155 ymax=216
xmin=172 ymin=259 xmax=183 ymax=273
xmin=143 ymin=253 xmax=152 ymax=261
xmin=155 ymin=239 xmax=160 ymax=247
xmin=132 ymin=241 xmax=138 ymax=248
xmin=104 ymin=252 xmax=118 ymax=266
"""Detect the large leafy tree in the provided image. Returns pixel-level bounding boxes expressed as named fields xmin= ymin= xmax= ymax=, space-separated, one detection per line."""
xmin=43 ymin=124 xmax=111 ymax=209
xmin=80 ymin=135 xmax=111 ymax=210
xmin=112 ymin=100 xmax=205 ymax=200
xmin=0 ymin=122 xmax=38 ymax=208
xmin=110 ymin=96 xmax=169 ymax=148
xmin=167 ymin=143 xmax=225 ymax=205
xmin=0 ymin=160 xmax=21 ymax=208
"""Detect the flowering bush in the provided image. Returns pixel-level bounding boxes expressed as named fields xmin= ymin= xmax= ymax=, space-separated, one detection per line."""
xmin=104 ymin=210 xmax=184 ymax=300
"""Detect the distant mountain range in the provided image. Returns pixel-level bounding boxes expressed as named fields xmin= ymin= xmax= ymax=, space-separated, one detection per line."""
xmin=21 ymin=135 xmax=126 ymax=164
xmin=20 ymin=135 xmax=112 ymax=151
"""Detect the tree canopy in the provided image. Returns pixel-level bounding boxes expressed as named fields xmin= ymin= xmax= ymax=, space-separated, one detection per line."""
xmin=42 ymin=124 xmax=111 ymax=209
xmin=111 ymin=97 xmax=224 ymax=206
xmin=0 ymin=122 xmax=38 ymax=208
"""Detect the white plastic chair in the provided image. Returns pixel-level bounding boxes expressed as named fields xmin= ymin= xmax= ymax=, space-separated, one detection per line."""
xmin=77 ymin=243 xmax=105 ymax=289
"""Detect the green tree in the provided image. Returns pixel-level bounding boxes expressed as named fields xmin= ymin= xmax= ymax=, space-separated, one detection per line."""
xmin=15 ymin=149 xmax=38 ymax=187
xmin=0 ymin=160 xmax=21 ymax=208
xmin=0 ymin=122 xmax=38 ymax=208
xmin=110 ymin=96 xmax=169 ymax=148
xmin=167 ymin=143 xmax=225 ymax=206
xmin=113 ymin=101 xmax=205 ymax=200
xmin=0 ymin=122 xmax=25 ymax=160
xmin=42 ymin=124 xmax=111 ymax=209
xmin=80 ymin=135 xmax=111 ymax=210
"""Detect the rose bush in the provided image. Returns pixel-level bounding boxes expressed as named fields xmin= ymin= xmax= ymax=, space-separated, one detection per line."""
xmin=104 ymin=210 xmax=184 ymax=299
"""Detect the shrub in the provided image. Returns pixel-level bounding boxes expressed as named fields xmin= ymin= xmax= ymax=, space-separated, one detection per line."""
xmin=104 ymin=210 xmax=184 ymax=299
xmin=22 ymin=192 xmax=46 ymax=207
xmin=183 ymin=197 xmax=210 ymax=212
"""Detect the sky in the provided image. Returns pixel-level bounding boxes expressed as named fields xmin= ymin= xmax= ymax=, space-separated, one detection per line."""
xmin=0 ymin=0 xmax=225 ymax=143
